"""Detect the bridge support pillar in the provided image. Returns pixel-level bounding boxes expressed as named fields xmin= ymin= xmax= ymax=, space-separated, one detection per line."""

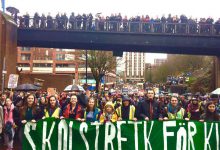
xmin=214 ymin=56 xmax=220 ymax=89
xmin=0 ymin=12 xmax=17 ymax=92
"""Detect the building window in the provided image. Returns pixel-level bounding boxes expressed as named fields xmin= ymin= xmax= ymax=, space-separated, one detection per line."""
xmin=21 ymin=54 xmax=31 ymax=61
xmin=78 ymin=64 xmax=86 ymax=68
xmin=56 ymin=54 xmax=65 ymax=60
xmin=21 ymin=47 xmax=31 ymax=51
xmin=17 ymin=63 xmax=30 ymax=67
xmin=33 ymin=56 xmax=52 ymax=60
xmin=56 ymin=64 xmax=75 ymax=68
xmin=33 ymin=63 xmax=52 ymax=67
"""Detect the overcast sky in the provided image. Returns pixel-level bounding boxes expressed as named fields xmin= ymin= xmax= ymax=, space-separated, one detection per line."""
xmin=2 ymin=0 xmax=220 ymax=19
xmin=2 ymin=0 xmax=219 ymax=65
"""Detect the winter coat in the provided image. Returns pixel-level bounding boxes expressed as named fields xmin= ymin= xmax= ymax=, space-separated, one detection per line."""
xmin=0 ymin=106 xmax=3 ymax=134
xmin=4 ymin=104 xmax=15 ymax=125
xmin=136 ymin=98 xmax=162 ymax=120
xmin=63 ymin=104 xmax=83 ymax=119
xmin=83 ymin=108 xmax=100 ymax=122
xmin=44 ymin=107 xmax=62 ymax=118
xmin=116 ymin=105 xmax=136 ymax=120
xmin=99 ymin=112 xmax=118 ymax=123
xmin=164 ymin=104 xmax=187 ymax=120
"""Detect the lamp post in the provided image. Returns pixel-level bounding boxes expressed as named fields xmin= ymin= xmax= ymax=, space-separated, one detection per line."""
xmin=1 ymin=57 xmax=6 ymax=93
xmin=86 ymin=50 xmax=88 ymax=84
xmin=1 ymin=0 xmax=5 ymax=12
xmin=149 ymin=64 xmax=152 ymax=83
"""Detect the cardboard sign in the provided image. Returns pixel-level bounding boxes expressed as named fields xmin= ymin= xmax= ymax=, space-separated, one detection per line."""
xmin=47 ymin=88 xmax=57 ymax=96
xmin=8 ymin=74 xmax=19 ymax=89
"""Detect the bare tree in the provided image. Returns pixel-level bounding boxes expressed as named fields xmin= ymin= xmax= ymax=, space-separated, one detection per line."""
xmin=86 ymin=50 xmax=118 ymax=92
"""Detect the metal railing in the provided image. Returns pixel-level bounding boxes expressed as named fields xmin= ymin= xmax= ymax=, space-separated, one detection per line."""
xmin=17 ymin=17 xmax=220 ymax=35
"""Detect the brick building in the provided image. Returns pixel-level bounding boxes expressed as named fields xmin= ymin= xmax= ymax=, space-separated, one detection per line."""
xmin=17 ymin=47 xmax=116 ymax=91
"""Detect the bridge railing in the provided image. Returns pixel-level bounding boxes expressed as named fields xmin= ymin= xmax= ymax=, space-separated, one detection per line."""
xmin=17 ymin=18 xmax=220 ymax=35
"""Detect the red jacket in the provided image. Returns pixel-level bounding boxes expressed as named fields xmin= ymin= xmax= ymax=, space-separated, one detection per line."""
xmin=63 ymin=104 xmax=83 ymax=119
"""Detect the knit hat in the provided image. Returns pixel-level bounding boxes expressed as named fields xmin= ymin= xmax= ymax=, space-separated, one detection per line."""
xmin=122 ymin=95 xmax=130 ymax=102
xmin=105 ymin=101 xmax=114 ymax=109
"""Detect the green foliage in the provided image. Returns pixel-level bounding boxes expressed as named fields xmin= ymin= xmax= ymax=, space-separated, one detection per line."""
xmin=150 ymin=55 xmax=214 ymax=93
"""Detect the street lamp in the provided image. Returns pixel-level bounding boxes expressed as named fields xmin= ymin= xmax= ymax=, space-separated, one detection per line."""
xmin=1 ymin=0 xmax=5 ymax=12
xmin=86 ymin=50 xmax=88 ymax=84
xmin=146 ymin=64 xmax=152 ymax=83
xmin=149 ymin=64 xmax=152 ymax=83
xmin=1 ymin=57 xmax=6 ymax=93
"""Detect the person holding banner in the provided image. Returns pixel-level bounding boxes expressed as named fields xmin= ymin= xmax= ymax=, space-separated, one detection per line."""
xmin=136 ymin=89 xmax=163 ymax=121
xmin=163 ymin=96 xmax=187 ymax=120
xmin=44 ymin=95 xmax=62 ymax=119
xmin=13 ymin=94 xmax=39 ymax=145
xmin=185 ymin=96 xmax=203 ymax=121
xmin=82 ymin=98 xmax=100 ymax=122
xmin=62 ymin=95 xmax=84 ymax=121
xmin=200 ymin=101 xmax=219 ymax=121
xmin=116 ymin=95 xmax=137 ymax=121
xmin=99 ymin=101 xmax=118 ymax=123
xmin=18 ymin=94 xmax=39 ymax=123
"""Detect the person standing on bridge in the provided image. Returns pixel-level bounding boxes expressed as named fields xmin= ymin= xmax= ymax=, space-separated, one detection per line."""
xmin=23 ymin=12 xmax=30 ymax=28
xmin=40 ymin=14 xmax=46 ymax=28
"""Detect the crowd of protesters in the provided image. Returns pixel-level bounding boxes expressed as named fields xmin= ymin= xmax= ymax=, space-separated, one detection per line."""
xmin=0 ymin=87 xmax=219 ymax=149
xmin=13 ymin=12 xmax=220 ymax=35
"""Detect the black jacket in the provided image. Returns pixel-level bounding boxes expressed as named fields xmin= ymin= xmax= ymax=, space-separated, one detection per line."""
xmin=136 ymin=98 xmax=162 ymax=120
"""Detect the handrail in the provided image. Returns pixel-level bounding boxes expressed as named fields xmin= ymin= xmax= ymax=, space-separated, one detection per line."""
xmin=17 ymin=17 xmax=220 ymax=35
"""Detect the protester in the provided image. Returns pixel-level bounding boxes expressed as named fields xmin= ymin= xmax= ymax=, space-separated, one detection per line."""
xmin=62 ymin=94 xmax=84 ymax=121
xmin=185 ymin=96 xmax=203 ymax=121
xmin=0 ymin=93 xmax=7 ymax=107
xmin=37 ymin=95 xmax=47 ymax=119
xmin=0 ymin=104 xmax=3 ymax=144
xmin=163 ymin=96 xmax=187 ymax=120
xmin=200 ymin=101 xmax=219 ymax=122
xmin=116 ymin=95 xmax=137 ymax=121
xmin=18 ymin=94 xmax=39 ymax=123
xmin=100 ymin=101 xmax=118 ymax=123
xmin=82 ymin=98 xmax=100 ymax=122
xmin=136 ymin=89 xmax=163 ymax=120
xmin=3 ymin=98 xmax=16 ymax=150
xmin=15 ymin=12 xmax=220 ymax=36
xmin=44 ymin=95 xmax=62 ymax=118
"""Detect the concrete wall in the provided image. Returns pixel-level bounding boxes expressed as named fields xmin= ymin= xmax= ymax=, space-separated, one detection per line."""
xmin=0 ymin=12 xmax=17 ymax=91
xmin=19 ymin=73 xmax=73 ymax=92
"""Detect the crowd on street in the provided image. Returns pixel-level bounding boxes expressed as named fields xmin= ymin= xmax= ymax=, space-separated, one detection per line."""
xmin=12 ymin=12 xmax=220 ymax=34
xmin=0 ymin=85 xmax=219 ymax=149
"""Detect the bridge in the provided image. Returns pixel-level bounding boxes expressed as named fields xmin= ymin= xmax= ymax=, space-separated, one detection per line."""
xmin=17 ymin=17 xmax=220 ymax=56
xmin=1 ymin=12 xmax=220 ymax=90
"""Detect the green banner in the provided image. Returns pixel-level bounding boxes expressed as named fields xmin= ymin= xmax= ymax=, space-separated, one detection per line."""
xmin=23 ymin=118 xmax=220 ymax=150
